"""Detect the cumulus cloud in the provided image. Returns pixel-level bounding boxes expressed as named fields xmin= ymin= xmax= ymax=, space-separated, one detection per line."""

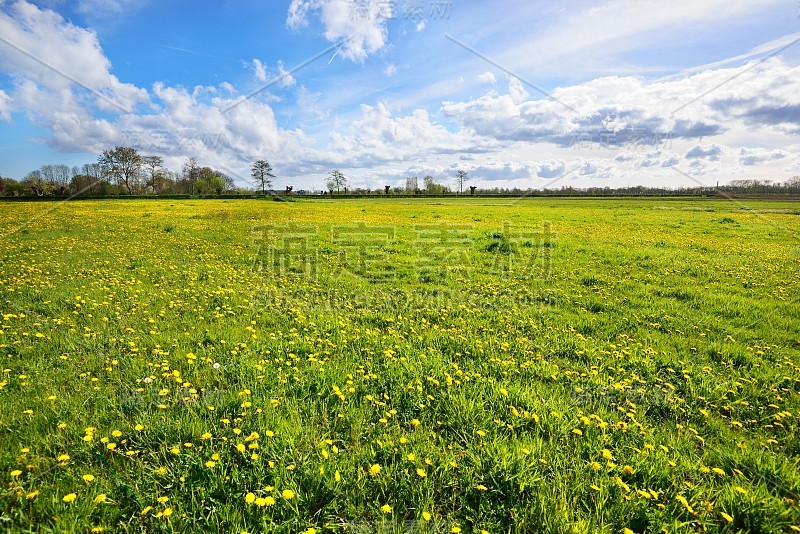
xmin=685 ymin=144 xmax=724 ymax=160
xmin=286 ymin=0 xmax=391 ymax=61
xmin=444 ymin=57 xmax=800 ymax=150
xmin=1 ymin=0 xmax=798 ymax=189
xmin=0 ymin=0 xmax=149 ymax=113
xmin=738 ymin=147 xmax=788 ymax=166
xmin=476 ymin=71 xmax=496 ymax=84
xmin=535 ymin=160 xmax=566 ymax=179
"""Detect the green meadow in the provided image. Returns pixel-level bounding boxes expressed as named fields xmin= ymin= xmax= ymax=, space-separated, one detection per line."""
xmin=1 ymin=197 xmax=799 ymax=533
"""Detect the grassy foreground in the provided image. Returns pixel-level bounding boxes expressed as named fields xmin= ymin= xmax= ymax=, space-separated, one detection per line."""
xmin=1 ymin=197 xmax=799 ymax=533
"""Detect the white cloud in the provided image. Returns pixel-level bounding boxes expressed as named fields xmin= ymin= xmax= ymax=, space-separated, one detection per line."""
xmin=250 ymin=59 xmax=268 ymax=82
xmin=415 ymin=20 xmax=426 ymax=32
xmin=443 ymin=57 xmax=800 ymax=152
xmin=276 ymin=61 xmax=296 ymax=88
xmin=384 ymin=63 xmax=397 ymax=77
xmin=0 ymin=0 xmax=149 ymax=112
xmin=476 ymin=71 xmax=496 ymax=84
xmin=0 ymin=90 xmax=11 ymax=121
xmin=685 ymin=144 xmax=724 ymax=160
xmin=535 ymin=160 xmax=567 ymax=179
xmin=286 ymin=0 xmax=392 ymax=61
xmin=738 ymin=147 xmax=788 ymax=166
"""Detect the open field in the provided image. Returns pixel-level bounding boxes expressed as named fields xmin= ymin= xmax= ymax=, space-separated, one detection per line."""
xmin=1 ymin=197 xmax=799 ymax=533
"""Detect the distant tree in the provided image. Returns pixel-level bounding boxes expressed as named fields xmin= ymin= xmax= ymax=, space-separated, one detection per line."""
xmin=328 ymin=169 xmax=347 ymax=194
xmin=25 ymin=170 xmax=51 ymax=196
xmin=3 ymin=177 xmax=28 ymax=196
xmin=182 ymin=157 xmax=201 ymax=195
xmin=423 ymin=175 xmax=434 ymax=192
xmin=197 ymin=166 xmax=229 ymax=195
xmin=142 ymin=155 xmax=165 ymax=194
xmin=0 ymin=175 xmax=4 ymax=195
xmin=251 ymin=159 xmax=275 ymax=195
xmin=81 ymin=163 xmax=104 ymax=182
xmin=455 ymin=169 xmax=469 ymax=194
xmin=99 ymin=147 xmax=143 ymax=195
xmin=405 ymin=176 xmax=418 ymax=193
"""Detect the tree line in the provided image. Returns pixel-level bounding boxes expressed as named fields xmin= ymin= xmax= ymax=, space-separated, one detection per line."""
xmin=1 ymin=149 xmax=798 ymax=198
xmin=0 ymin=147 xmax=248 ymax=197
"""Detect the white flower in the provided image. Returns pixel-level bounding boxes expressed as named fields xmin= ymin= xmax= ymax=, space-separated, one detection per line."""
xmin=213 ymin=363 xmax=221 ymax=370
xmin=143 ymin=377 xmax=152 ymax=384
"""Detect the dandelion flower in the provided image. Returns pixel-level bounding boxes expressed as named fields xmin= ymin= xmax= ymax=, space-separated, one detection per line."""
xmin=245 ymin=493 xmax=255 ymax=504
xmin=94 ymin=494 xmax=107 ymax=504
xmin=282 ymin=489 xmax=295 ymax=500
xmin=82 ymin=474 xmax=95 ymax=482
xmin=369 ymin=464 xmax=381 ymax=476
xmin=62 ymin=493 xmax=77 ymax=503
xmin=381 ymin=504 xmax=392 ymax=514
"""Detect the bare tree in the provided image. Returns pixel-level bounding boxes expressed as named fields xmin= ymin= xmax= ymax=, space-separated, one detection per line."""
xmin=455 ymin=169 xmax=469 ymax=195
xmin=328 ymin=169 xmax=347 ymax=194
xmin=143 ymin=155 xmax=165 ymax=194
xmin=182 ymin=157 xmax=201 ymax=195
xmin=251 ymin=159 xmax=275 ymax=195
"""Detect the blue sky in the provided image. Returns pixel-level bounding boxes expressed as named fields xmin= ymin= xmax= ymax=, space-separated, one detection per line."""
xmin=0 ymin=0 xmax=799 ymax=190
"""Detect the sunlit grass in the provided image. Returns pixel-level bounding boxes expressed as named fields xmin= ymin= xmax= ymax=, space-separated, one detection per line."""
xmin=1 ymin=197 xmax=799 ymax=532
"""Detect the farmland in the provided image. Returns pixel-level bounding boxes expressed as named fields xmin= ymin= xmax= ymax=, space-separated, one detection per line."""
xmin=1 ymin=197 xmax=799 ymax=533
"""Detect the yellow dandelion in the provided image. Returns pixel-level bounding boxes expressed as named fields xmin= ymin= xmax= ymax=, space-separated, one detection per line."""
xmin=62 ymin=493 xmax=77 ymax=503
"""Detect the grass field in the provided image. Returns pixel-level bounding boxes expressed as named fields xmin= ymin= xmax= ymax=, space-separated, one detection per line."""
xmin=1 ymin=197 xmax=799 ymax=533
